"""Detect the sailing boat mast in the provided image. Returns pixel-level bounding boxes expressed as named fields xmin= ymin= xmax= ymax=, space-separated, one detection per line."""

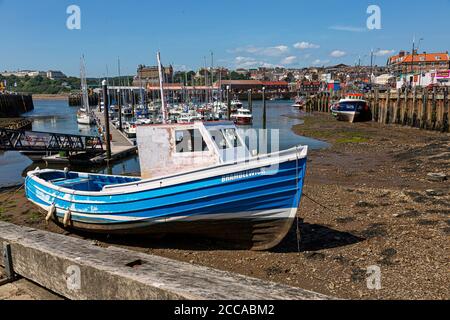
xmin=157 ymin=51 xmax=168 ymax=124
xmin=80 ymin=55 xmax=89 ymax=113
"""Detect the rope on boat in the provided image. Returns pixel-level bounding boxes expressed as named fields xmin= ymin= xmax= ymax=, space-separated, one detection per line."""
xmin=295 ymin=147 xmax=301 ymax=253
xmin=0 ymin=183 xmax=25 ymax=203
xmin=302 ymin=193 xmax=341 ymax=215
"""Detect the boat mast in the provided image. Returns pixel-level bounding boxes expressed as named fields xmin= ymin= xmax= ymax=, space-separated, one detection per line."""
xmin=80 ymin=55 xmax=89 ymax=113
xmin=157 ymin=51 xmax=168 ymax=124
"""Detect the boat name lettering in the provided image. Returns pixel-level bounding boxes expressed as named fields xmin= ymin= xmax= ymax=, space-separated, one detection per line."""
xmin=221 ymin=169 xmax=266 ymax=182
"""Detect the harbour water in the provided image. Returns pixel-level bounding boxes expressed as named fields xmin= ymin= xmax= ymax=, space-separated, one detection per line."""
xmin=0 ymin=99 xmax=328 ymax=188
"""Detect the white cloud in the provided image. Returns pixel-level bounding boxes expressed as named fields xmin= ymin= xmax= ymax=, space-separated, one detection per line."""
xmin=312 ymin=59 xmax=330 ymax=66
xmin=329 ymin=25 xmax=366 ymax=33
xmin=234 ymin=56 xmax=279 ymax=68
xmin=281 ymin=56 xmax=297 ymax=65
xmin=294 ymin=42 xmax=320 ymax=50
xmin=330 ymin=50 xmax=347 ymax=58
xmin=374 ymin=49 xmax=395 ymax=56
xmin=230 ymin=45 xmax=289 ymax=57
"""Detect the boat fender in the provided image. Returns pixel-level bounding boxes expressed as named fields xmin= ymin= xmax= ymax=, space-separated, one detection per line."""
xmin=63 ymin=210 xmax=72 ymax=228
xmin=64 ymin=167 xmax=69 ymax=179
xmin=46 ymin=204 xmax=56 ymax=223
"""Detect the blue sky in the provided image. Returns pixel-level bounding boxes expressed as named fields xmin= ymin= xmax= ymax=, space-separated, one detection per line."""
xmin=1 ymin=0 xmax=449 ymax=76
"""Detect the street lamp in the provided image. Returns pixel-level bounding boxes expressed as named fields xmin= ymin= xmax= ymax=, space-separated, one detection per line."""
xmin=262 ymin=86 xmax=267 ymax=129
xmin=226 ymin=85 xmax=231 ymax=120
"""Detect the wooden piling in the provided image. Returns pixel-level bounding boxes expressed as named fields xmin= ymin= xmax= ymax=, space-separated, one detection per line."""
xmin=0 ymin=93 xmax=34 ymax=117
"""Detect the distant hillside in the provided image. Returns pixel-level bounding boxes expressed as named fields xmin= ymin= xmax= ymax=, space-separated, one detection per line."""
xmin=0 ymin=75 xmax=134 ymax=95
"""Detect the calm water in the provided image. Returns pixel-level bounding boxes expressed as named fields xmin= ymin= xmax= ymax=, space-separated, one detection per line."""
xmin=0 ymin=99 xmax=328 ymax=188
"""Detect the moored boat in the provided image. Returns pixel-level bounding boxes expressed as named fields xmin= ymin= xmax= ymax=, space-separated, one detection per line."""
xmin=334 ymin=94 xmax=372 ymax=123
xmin=231 ymin=108 xmax=253 ymax=125
xmin=25 ymin=121 xmax=308 ymax=250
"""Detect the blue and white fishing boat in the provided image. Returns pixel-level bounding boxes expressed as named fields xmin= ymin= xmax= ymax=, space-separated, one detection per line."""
xmin=25 ymin=121 xmax=308 ymax=250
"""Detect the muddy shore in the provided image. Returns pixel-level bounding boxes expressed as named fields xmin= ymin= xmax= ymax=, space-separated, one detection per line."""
xmin=32 ymin=94 xmax=69 ymax=101
xmin=1 ymin=113 xmax=448 ymax=300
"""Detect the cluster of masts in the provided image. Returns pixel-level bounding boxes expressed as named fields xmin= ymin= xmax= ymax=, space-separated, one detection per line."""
xmin=77 ymin=53 xmax=253 ymax=135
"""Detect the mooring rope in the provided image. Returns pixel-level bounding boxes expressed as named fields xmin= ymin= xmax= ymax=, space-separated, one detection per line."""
xmin=295 ymin=147 xmax=301 ymax=253
xmin=1 ymin=183 xmax=25 ymax=203
xmin=302 ymin=192 xmax=341 ymax=215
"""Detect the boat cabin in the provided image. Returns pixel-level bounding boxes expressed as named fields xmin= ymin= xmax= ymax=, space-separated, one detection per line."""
xmin=137 ymin=121 xmax=250 ymax=179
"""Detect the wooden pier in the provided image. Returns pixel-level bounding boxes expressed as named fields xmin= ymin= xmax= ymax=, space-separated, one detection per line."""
xmin=0 ymin=221 xmax=333 ymax=300
xmin=0 ymin=118 xmax=32 ymax=130
xmin=305 ymin=88 xmax=450 ymax=133
xmin=0 ymin=93 xmax=34 ymax=117
xmin=93 ymin=110 xmax=137 ymax=164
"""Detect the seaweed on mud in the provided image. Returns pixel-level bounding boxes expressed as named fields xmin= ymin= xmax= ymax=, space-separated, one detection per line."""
xmin=417 ymin=219 xmax=439 ymax=226
xmin=351 ymin=268 xmax=367 ymax=283
xmin=426 ymin=209 xmax=450 ymax=216
xmin=360 ymin=223 xmax=388 ymax=238
xmin=336 ymin=217 xmax=356 ymax=224
xmin=398 ymin=210 xmax=422 ymax=218
xmin=265 ymin=266 xmax=285 ymax=276
xmin=376 ymin=248 xmax=398 ymax=266
xmin=303 ymin=252 xmax=326 ymax=261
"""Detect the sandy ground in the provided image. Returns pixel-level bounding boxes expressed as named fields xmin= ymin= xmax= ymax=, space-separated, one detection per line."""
xmin=0 ymin=268 xmax=61 ymax=300
xmin=0 ymin=113 xmax=449 ymax=300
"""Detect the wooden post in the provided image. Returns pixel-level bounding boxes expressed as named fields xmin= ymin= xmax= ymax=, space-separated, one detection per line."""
xmin=401 ymin=88 xmax=408 ymax=125
xmin=393 ymin=89 xmax=400 ymax=124
xmin=374 ymin=89 xmax=379 ymax=122
xmin=383 ymin=90 xmax=390 ymax=124
xmin=412 ymin=88 xmax=417 ymax=127
xmin=420 ymin=90 xmax=427 ymax=129
xmin=431 ymin=87 xmax=437 ymax=130
xmin=102 ymin=80 xmax=112 ymax=161
xmin=248 ymin=89 xmax=253 ymax=112
xmin=443 ymin=88 xmax=449 ymax=133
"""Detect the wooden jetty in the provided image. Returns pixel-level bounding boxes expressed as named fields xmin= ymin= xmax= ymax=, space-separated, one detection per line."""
xmin=92 ymin=109 xmax=137 ymax=164
xmin=305 ymin=88 xmax=450 ymax=133
xmin=0 ymin=221 xmax=334 ymax=300
xmin=0 ymin=118 xmax=32 ymax=130
xmin=0 ymin=93 xmax=34 ymax=117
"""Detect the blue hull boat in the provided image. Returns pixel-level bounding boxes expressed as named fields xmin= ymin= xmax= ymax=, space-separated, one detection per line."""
xmin=25 ymin=122 xmax=308 ymax=250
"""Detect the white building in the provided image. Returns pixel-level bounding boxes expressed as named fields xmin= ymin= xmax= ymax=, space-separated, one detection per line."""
xmin=374 ymin=74 xmax=395 ymax=86
xmin=46 ymin=70 xmax=67 ymax=80
xmin=0 ymin=70 xmax=46 ymax=77
xmin=396 ymin=70 xmax=450 ymax=89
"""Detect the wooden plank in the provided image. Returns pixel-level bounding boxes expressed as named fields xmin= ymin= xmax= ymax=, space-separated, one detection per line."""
xmin=0 ymin=222 xmax=333 ymax=300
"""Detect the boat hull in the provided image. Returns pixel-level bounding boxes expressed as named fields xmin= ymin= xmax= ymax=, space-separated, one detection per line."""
xmin=47 ymin=209 xmax=295 ymax=250
xmin=25 ymin=151 xmax=307 ymax=250
xmin=336 ymin=111 xmax=358 ymax=123
xmin=234 ymin=117 xmax=253 ymax=125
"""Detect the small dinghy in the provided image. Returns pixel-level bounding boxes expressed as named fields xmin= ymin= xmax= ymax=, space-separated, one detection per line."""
xmin=25 ymin=121 xmax=308 ymax=250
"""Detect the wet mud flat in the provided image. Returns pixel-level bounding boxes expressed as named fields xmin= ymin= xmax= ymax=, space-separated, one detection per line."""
xmin=1 ymin=113 xmax=449 ymax=300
